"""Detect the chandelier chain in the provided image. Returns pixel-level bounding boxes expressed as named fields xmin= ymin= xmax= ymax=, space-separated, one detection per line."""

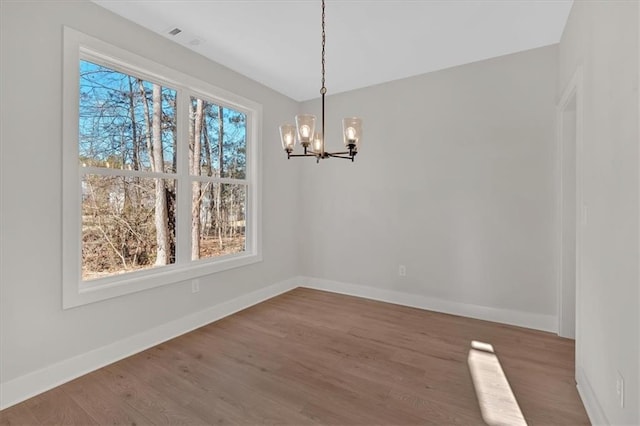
xmin=321 ymin=0 xmax=326 ymax=95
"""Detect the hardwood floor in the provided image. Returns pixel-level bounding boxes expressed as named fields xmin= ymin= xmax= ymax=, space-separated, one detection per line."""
xmin=1 ymin=288 xmax=590 ymax=425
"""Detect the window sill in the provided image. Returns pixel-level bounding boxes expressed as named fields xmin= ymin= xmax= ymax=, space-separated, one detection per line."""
xmin=63 ymin=252 xmax=262 ymax=309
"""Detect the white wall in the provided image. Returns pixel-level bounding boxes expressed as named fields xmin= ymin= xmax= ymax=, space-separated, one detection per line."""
xmin=299 ymin=46 xmax=559 ymax=325
xmin=0 ymin=0 xmax=300 ymax=397
xmin=559 ymin=1 xmax=640 ymax=424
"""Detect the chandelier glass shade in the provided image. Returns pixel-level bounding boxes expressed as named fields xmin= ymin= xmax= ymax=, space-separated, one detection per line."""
xmin=279 ymin=0 xmax=362 ymax=162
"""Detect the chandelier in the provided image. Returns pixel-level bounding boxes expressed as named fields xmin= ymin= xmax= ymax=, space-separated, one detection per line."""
xmin=279 ymin=0 xmax=363 ymax=162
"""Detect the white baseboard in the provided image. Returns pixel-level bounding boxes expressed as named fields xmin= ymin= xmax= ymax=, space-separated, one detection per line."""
xmin=302 ymin=276 xmax=558 ymax=333
xmin=576 ymin=366 xmax=609 ymax=425
xmin=0 ymin=277 xmax=300 ymax=410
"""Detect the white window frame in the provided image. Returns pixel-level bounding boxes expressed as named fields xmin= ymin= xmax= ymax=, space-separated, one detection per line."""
xmin=62 ymin=27 xmax=262 ymax=309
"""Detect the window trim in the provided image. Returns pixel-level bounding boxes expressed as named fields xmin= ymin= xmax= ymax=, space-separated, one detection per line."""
xmin=62 ymin=27 xmax=262 ymax=309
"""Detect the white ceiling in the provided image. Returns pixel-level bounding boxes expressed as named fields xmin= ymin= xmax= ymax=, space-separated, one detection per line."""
xmin=92 ymin=0 xmax=573 ymax=102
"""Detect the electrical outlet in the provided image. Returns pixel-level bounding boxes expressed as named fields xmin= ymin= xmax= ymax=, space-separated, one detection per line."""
xmin=191 ymin=279 xmax=200 ymax=294
xmin=616 ymin=371 xmax=624 ymax=408
xmin=398 ymin=265 xmax=406 ymax=277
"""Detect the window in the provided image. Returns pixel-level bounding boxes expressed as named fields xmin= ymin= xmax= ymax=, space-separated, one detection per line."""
xmin=63 ymin=28 xmax=262 ymax=308
xmin=188 ymin=97 xmax=248 ymax=261
xmin=79 ymin=61 xmax=178 ymax=280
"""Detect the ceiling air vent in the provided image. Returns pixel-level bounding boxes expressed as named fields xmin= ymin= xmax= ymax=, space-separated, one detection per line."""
xmin=161 ymin=26 xmax=205 ymax=49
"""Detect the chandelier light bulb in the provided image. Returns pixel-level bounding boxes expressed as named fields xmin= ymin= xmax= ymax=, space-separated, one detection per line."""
xmin=345 ymin=127 xmax=357 ymax=142
xmin=295 ymin=114 xmax=316 ymax=146
xmin=312 ymin=132 xmax=324 ymax=153
xmin=279 ymin=124 xmax=297 ymax=152
xmin=342 ymin=117 xmax=363 ymax=150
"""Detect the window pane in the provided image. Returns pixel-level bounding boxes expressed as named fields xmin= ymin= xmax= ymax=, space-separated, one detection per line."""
xmin=192 ymin=182 xmax=246 ymax=260
xmin=79 ymin=60 xmax=177 ymax=173
xmin=189 ymin=98 xmax=246 ymax=179
xmin=82 ymin=174 xmax=176 ymax=280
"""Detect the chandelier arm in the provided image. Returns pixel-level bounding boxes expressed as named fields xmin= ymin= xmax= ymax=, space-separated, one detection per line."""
xmin=287 ymin=154 xmax=321 ymax=160
xmin=326 ymin=151 xmax=356 ymax=157
xmin=326 ymin=154 xmax=356 ymax=161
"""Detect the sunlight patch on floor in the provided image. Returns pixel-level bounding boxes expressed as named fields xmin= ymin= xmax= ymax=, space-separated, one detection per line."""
xmin=468 ymin=340 xmax=527 ymax=426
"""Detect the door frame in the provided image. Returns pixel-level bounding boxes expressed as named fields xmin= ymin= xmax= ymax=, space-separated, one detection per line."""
xmin=556 ymin=65 xmax=583 ymax=360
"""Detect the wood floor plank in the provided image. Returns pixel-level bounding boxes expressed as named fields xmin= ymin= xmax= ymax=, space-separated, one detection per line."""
xmin=0 ymin=288 xmax=590 ymax=425
xmin=189 ymin=326 xmax=418 ymax=425
xmin=98 ymin=363 xmax=208 ymax=425
xmin=0 ymin=401 xmax=41 ymax=426
xmin=139 ymin=338 xmax=318 ymax=425
xmin=63 ymin=373 xmax=154 ymax=426
xmin=114 ymin=345 xmax=259 ymax=425
xmin=22 ymin=387 xmax=98 ymax=426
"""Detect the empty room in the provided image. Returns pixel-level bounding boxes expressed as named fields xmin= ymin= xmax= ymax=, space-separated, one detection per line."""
xmin=1 ymin=0 xmax=639 ymax=425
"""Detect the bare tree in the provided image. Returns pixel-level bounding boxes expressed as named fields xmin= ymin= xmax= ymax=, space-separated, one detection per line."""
xmin=127 ymin=77 xmax=140 ymax=171
xmin=152 ymin=84 xmax=170 ymax=265
xmin=202 ymin=116 xmax=216 ymax=238
xmin=216 ymin=105 xmax=224 ymax=248
xmin=191 ymin=99 xmax=204 ymax=259
xmin=138 ymin=79 xmax=154 ymax=168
